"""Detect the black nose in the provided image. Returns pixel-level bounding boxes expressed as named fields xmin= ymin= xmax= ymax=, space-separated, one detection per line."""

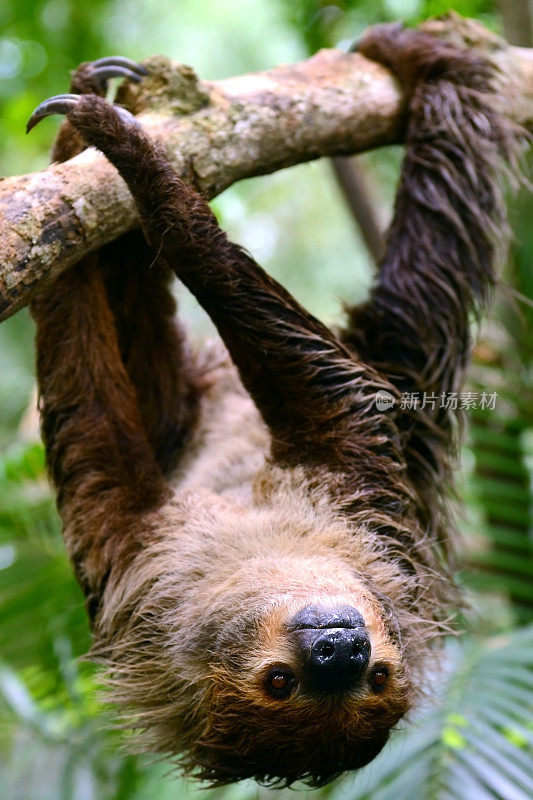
xmin=304 ymin=628 xmax=371 ymax=691
xmin=288 ymin=605 xmax=371 ymax=693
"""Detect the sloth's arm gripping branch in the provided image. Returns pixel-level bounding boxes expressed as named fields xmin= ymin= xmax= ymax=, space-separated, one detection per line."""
xmin=31 ymin=63 xmax=171 ymax=612
xmin=342 ymin=25 xmax=524 ymax=532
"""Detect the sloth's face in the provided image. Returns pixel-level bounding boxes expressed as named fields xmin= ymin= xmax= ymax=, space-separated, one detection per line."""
xmin=257 ymin=601 xmax=406 ymax=705
xmin=192 ymin=591 xmax=411 ymax=786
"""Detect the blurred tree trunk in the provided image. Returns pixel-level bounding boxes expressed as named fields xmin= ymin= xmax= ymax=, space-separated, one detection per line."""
xmin=330 ymin=157 xmax=385 ymax=265
xmin=498 ymin=0 xmax=532 ymax=47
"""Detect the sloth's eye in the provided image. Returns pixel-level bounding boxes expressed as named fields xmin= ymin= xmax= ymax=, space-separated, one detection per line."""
xmin=266 ymin=668 xmax=296 ymax=699
xmin=370 ymin=666 xmax=389 ymax=691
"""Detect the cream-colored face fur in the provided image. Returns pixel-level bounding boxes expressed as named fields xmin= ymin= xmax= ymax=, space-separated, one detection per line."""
xmin=250 ymin=589 xmax=408 ymax=697
xmin=177 ymin=584 xmax=411 ymax=786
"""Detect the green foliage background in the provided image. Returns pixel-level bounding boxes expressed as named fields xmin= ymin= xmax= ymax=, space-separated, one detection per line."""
xmin=0 ymin=1 xmax=532 ymax=798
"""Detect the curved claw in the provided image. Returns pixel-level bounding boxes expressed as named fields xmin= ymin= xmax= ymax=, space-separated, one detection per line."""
xmin=26 ymin=92 xmax=142 ymax=134
xmin=90 ymin=56 xmax=148 ymax=77
xmin=91 ymin=65 xmax=146 ymax=84
xmin=26 ymin=94 xmax=80 ymax=133
xmin=69 ymin=56 xmax=148 ymax=96
xmin=114 ymin=105 xmax=142 ymax=128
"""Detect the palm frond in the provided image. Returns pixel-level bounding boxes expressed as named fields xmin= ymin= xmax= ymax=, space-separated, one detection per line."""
xmin=331 ymin=627 xmax=533 ymax=800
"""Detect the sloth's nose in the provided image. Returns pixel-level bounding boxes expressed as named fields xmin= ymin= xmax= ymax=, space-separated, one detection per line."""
xmin=288 ymin=604 xmax=371 ymax=693
xmin=306 ymin=628 xmax=371 ymax=691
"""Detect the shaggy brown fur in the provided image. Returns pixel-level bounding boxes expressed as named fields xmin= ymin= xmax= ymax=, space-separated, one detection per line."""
xmin=29 ymin=24 xmax=520 ymax=787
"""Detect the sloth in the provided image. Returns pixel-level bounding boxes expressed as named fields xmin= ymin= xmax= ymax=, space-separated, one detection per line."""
xmin=27 ymin=24 xmax=520 ymax=787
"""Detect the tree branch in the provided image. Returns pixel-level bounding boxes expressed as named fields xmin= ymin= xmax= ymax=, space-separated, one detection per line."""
xmin=1 ymin=17 xmax=532 ymax=322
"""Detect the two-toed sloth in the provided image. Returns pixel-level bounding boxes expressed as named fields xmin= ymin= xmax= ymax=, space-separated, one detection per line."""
xmin=27 ymin=23 xmax=520 ymax=787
